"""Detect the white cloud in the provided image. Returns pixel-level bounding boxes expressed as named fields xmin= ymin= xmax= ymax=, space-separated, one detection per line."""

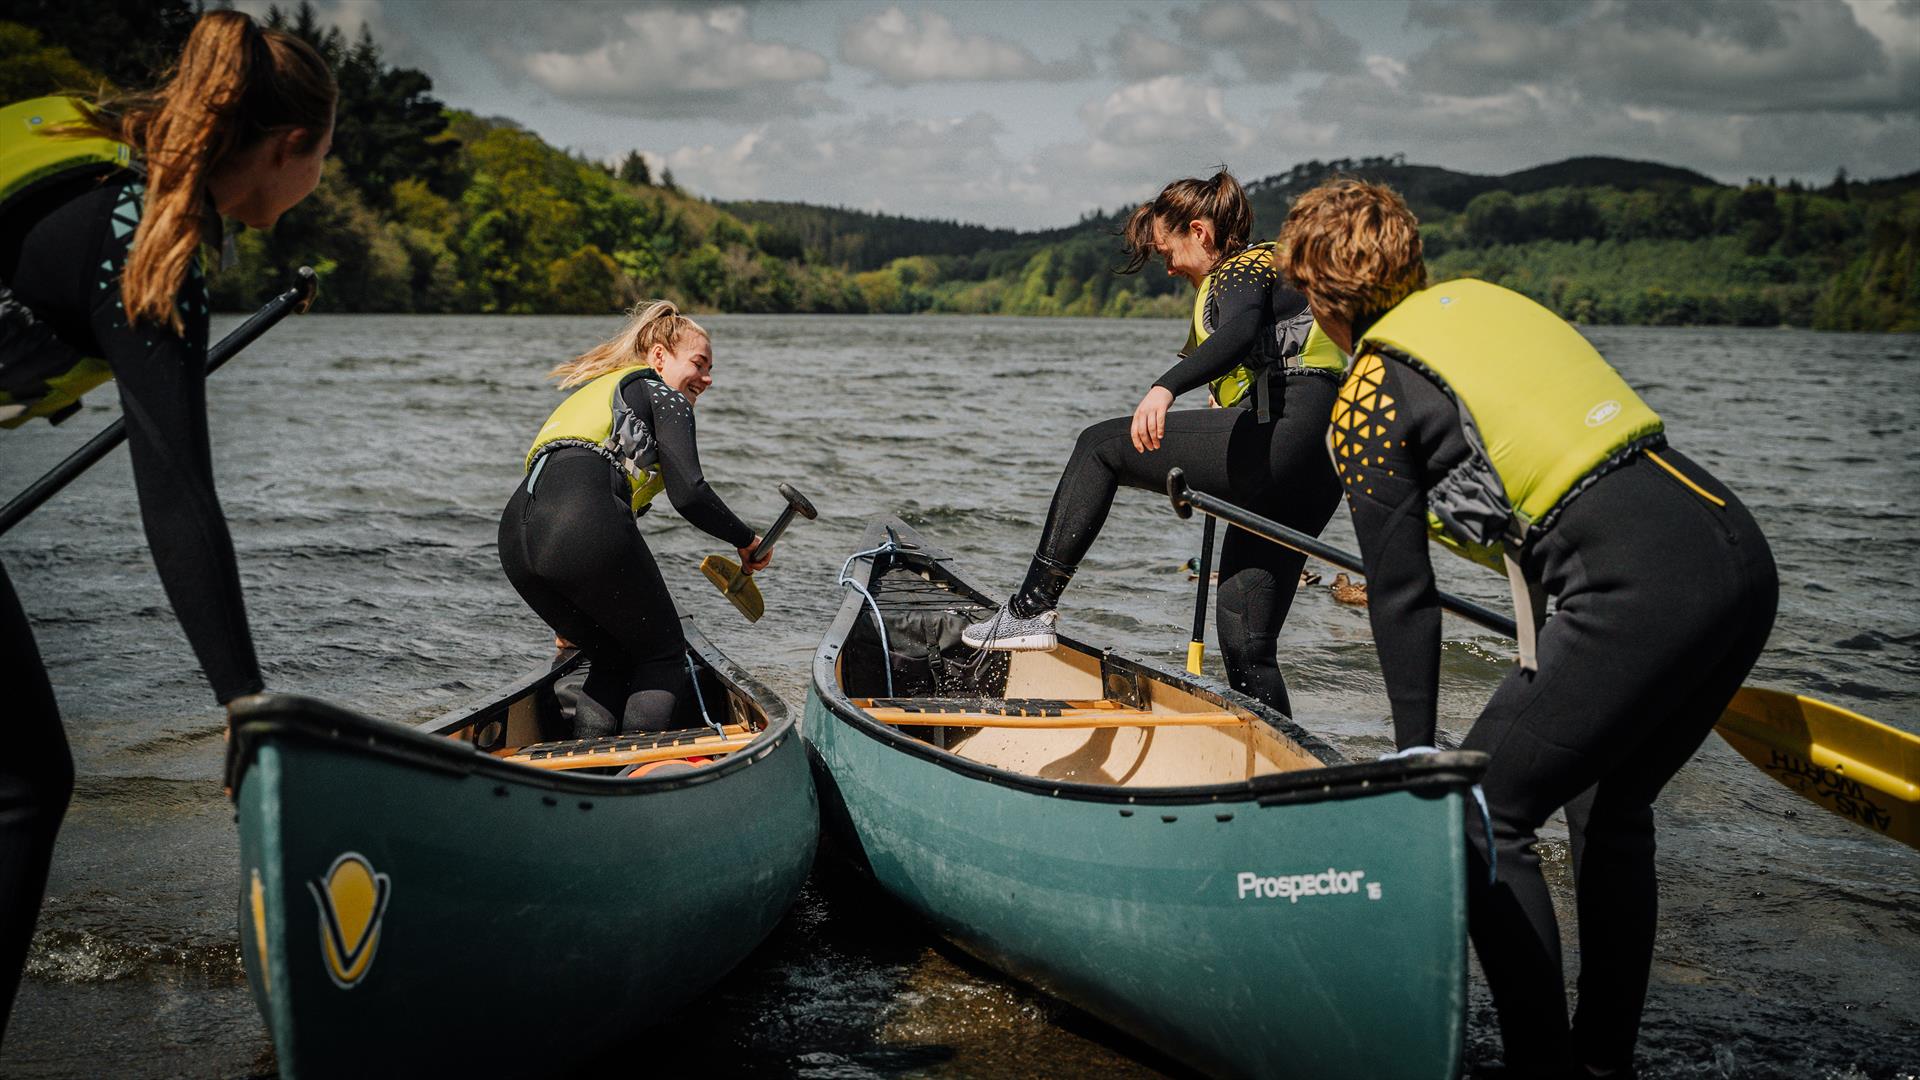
xmin=516 ymin=5 xmax=832 ymax=118
xmin=839 ymin=6 xmax=1092 ymax=86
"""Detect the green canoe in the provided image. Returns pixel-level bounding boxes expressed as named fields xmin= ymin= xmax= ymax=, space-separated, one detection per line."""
xmin=228 ymin=617 xmax=817 ymax=1078
xmin=805 ymin=520 xmax=1488 ymax=1079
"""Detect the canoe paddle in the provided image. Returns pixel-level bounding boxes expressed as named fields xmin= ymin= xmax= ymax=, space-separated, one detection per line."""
xmin=0 ymin=266 xmax=319 ymax=538
xmin=1186 ymin=515 xmax=1216 ymax=675
xmin=700 ymin=482 xmax=816 ymax=622
xmin=1166 ymin=467 xmax=1920 ymax=850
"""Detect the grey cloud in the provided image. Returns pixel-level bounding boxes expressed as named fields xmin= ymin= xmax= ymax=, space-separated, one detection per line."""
xmin=1170 ymin=0 xmax=1362 ymax=81
xmin=509 ymin=4 xmax=834 ymax=119
xmin=839 ymin=6 xmax=1094 ymax=86
xmin=665 ymin=112 xmax=1062 ymax=225
xmin=1297 ymin=62 xmax=1920 ymax=184
xmin=1404 ymin=0 xmax=1906 ymax=114
xmin=1107 ymin=25 xmax=1211 ymax=79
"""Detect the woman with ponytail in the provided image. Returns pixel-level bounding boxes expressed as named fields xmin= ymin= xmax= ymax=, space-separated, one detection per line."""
xmin=500 ymin=301 xmax=766 ymax=736
xmin=0 ymin=10 xmax=333 ymax=1039
xmin=962 ymin=169 xmax=1348 ymax=717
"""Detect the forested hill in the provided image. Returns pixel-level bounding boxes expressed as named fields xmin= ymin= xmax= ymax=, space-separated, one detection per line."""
xmin=3 ymin=3 xmax=1915 ymax=330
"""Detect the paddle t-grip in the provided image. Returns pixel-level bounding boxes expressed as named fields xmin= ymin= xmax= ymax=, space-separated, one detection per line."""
xmin=747 ymin=483 xmax=817 ymax=562
xmin=1166 ymin=468 xmax=1195 ymax=519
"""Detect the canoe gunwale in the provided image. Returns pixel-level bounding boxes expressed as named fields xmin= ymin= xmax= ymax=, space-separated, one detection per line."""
xmin=811 ymin=518 xmax=1487 ymax=808
xmin=228 ymin=615 xmax=797 ymax=800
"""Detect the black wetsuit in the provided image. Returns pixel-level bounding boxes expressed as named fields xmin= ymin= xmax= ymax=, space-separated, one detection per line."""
xmin=0 ymin=171 xmax=262 ymax=1039
xmin=1022 ymin=249 xmax=1341 ymax=715
xmin=1344 ymin=353 xmax=1777 ymax=1074
xmin=498 ymin=374 xmax=752 ymax=737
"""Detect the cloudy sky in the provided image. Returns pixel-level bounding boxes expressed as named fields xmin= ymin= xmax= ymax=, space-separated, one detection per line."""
xmin=245 ymin=0 xmax=1920 ymax=230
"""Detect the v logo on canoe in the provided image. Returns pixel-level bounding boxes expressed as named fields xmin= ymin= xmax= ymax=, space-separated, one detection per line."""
xmin=307 ymin=852 xmax=392 ymax=989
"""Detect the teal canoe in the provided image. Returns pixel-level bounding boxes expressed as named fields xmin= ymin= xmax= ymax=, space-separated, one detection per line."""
xmin=228 ymin=617 xmax=817 ymax=1078
xmin=805 ymin=520 xmax=1488 ymax=1079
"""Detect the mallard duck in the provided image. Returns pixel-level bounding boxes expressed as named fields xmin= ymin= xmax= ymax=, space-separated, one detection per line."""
xmin=1330 ymin=572 xmax=1368 ymax=606
xmin=1299 ymin=571 xmax=1322 ymax=587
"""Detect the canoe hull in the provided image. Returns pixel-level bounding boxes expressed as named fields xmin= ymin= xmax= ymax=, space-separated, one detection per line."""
xmin=233 ymin=641 xmax=817 ymax=1077
xmin=806 ymin=690 xmax=1470 ymax=1080
xmin=804 ymin=519 xmax=1479 ymax=1079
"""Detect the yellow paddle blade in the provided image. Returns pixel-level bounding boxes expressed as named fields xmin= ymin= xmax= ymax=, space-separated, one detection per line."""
xmin=699 ymin=554 xmax=764 ymax=622
xmin=1716 ymin=687 xmax=1919 ymax=850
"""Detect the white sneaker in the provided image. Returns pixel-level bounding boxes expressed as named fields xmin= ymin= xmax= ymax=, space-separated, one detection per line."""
xmin=961 ymin=604 xmax=1059 ymax=651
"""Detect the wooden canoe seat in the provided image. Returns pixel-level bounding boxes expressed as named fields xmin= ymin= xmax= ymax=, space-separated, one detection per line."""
xmin=855 ymin=698 xmax=1245 ymax=730
xmin=504 ymin=724 xmax=752 ymax=772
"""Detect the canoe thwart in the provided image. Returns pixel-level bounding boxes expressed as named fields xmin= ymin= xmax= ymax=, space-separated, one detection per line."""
xmin=862 ymin=703 xmax=1246 ymax=730
xmin=852 ymin=696 xmax=1130 ymax=716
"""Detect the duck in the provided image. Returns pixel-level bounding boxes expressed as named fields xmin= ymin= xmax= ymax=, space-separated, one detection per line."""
xmin=1330 ymin=572 xmax=1368 ymax=606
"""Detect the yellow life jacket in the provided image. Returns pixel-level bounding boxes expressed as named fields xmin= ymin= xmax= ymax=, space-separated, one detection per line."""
xmin=1184 ymin=244 xmax=1347 ymax=417
xmin=1336 ymin=279 xmax=1665 ymax=668
xmin=0 ymin=97 xmax=133 ymax=429
xmin=524 ymin=365 xmax=668 ymax=514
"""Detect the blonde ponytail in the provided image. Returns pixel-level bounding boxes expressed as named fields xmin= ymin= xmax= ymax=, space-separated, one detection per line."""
xmin=78 ymin=11 xmax=334 ymax=333
xmin=549 ymin=300 xmax=709 ymax=388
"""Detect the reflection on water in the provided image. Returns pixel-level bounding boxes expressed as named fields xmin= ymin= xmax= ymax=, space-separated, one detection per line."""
xmin=1 ymin=315 xmax=1915 ymax=1077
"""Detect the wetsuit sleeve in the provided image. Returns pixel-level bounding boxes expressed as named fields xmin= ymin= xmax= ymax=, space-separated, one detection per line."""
xmin=87 ymin=210 xmax=263 ymax=704
xmin=1151 ymin=254 xmax=1297 ymax=397
xmin=1334 ymin=355 xmax=1463 ymax=750
xmin=628 ymin=380 xmax=756 ymax=549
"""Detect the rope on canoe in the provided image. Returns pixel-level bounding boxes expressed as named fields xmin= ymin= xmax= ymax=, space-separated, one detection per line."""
xmin=839 ymin=536 xmax=904 ymax=697
xmin=686 ymin=651 xmax=724 ymax=738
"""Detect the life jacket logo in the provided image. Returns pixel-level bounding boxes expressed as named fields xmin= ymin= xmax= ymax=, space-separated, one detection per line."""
xmin=1585 ymin=399 xmax=1621 ymax=427
xmin=307 ymin=853 xmax=391 ymax=989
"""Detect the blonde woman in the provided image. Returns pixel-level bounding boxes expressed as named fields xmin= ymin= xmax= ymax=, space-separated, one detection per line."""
xmin=499 ymin=302 xmax=765 ymax=737
xmin=1279 ymin=179 xmax=1776 ymax=1078
xmin=0 ymin=10 xmax=333 ymax=1042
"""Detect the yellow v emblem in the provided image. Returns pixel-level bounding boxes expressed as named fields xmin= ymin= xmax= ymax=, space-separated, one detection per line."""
xmin=307 ymin=853 xmax=392 ymax=989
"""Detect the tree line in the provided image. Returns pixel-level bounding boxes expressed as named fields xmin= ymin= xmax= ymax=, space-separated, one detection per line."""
xmin=2 ymin=2 xmax=1913 ymax=330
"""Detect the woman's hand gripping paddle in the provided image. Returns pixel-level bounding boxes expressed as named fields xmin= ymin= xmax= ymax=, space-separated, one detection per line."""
xmin=701 ymin=483 xmax=816 ymax=622
xmin=1166 ymin=467 xmax=1920 ymax=850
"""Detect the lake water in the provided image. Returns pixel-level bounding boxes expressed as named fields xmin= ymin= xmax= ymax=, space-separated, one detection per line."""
xmin=1 ymin=314 xmax=1915 ymax=1077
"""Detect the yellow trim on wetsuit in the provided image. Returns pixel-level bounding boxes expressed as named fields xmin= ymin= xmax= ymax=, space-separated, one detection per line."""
xmin=0 ymin=97 xmax=134 ymax=429
xmin=1645 ymin=451 xmax=1725 ymax=507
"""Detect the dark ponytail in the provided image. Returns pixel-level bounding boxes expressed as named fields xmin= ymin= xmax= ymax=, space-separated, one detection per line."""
xmin=1118 ymin=168 xmax=1252 ymax=275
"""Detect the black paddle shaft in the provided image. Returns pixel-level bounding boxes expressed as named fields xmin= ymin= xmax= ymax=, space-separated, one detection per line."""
xmin=0 ymin=267 xmax=319 ymax=538
xmin=1165 ymin=467 xmax=1519 ymax=639
xmin=1190 ymin=513 xmax=1216 ymax=646
xmin=746 ymin=482 xmax=818 ymax=562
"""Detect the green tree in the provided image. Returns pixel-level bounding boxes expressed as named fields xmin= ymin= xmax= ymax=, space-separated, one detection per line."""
xmin=617 ymin=151 xmax=651 ymax=186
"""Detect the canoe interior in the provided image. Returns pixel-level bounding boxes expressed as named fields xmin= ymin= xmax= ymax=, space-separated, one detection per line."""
xmin=835 ymin=545 xmax=1326 ymax=789
xmin=424 ymin=633 xmax=772 ymax=778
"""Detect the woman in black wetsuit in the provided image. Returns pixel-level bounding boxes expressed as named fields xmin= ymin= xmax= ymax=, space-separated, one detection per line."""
xmin=0 ymin=11 xmax=333 ymax=1043
xmin=1279 ymin=179 xmax=1778 ymax=1078
xmin=500 ymin=301 xmax=765 ymax=737
xmin=964 ymin=170 xmax=1344 ymax=716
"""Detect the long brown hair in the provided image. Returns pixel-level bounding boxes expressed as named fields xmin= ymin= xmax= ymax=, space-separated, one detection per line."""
xmin=1118 ymin=169 xmax=1252 ymax=275
xmin=77 ymin=11 xmax=334 ymax=333
xmin=550 ymin=301 xmax=709 ymax=388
